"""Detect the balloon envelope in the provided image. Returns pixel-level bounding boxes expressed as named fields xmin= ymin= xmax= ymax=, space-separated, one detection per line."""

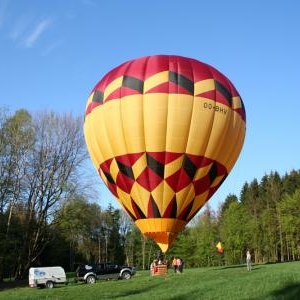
xmin=84 ymin=55 xmax=246 ymax=252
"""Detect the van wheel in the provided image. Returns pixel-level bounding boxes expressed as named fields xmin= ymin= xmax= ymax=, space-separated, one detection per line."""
xmin=122 ymin=271 xmax=131 ymax=280
xmin=86 ymin=275 xmax=96 ymax=284
xmin=46 ymin=281 xmax=54 ymax=289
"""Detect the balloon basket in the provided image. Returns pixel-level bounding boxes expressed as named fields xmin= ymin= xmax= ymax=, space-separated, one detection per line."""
xmin=151 ymin=264 xmax=168 ymax=276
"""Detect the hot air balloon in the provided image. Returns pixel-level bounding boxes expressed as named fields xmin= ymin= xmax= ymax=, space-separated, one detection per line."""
xmin=216 ymin=241 xmax=224 ymax=254
xmin=84 ymin=55 xmax=246 ymax=253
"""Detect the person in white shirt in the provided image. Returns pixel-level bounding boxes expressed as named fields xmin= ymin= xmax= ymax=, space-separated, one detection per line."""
xmin=246 ymin=250 xmax=252 ymax=271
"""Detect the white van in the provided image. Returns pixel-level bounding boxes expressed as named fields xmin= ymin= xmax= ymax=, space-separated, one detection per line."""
xmin=29 ymin=266 xmax=67 ymax=288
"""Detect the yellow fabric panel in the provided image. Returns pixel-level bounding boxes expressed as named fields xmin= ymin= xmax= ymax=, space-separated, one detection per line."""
xmin=103 ymin=76 xmax=123 ymax=102
xmin=144 ymin=71 xmax=169 ymax=92
xmin=189 ymin=99 xmax=231 ymax=163
xmin=116 ymin=188 xmax=136 ymax=217
xmin=142 ymin=219 xmax=155 ymax=234
xmin=184 ymin=97 xmax=215 ymax=156
xmin=163 ymin=219 xmax=177 ymax=232
xmin=131 ymin=152 xmax=147 ymax=178
xmin=100 ymin=101 xmax=129 ymax=157
xmin=164 ymin=155 xmax=184 ymax=178
xmin=180 ymin=189 xmax=198 ymax=216
xmin=211 ymin=174 xmax=225 ymax=188
xmin=157 ymin=242 xmax=172 ymax=253
xmin=165 ymin=95 xmax=194 ymax=153
xmin=117 ymin=95 xmax=145 ymax=154
xmin=232 ymin=96 xmax=243 ymax=109
xmin=143 ymin=93 xmax=168 ymax=151
xmin=84 ymin=110 xmax=104 ymax=169
xmin=84 ymin=105 xmax=113 ymax=163
xmin=151 ymin=181 xmax=175 ymax=214
xmin=194 ymin=78 xmax=215 ymax=95
xmin=224 ymin=116 xmax=246 ymax=171
xmin=109 ymin=158 xmax=120 ymax=183
xmin=135 ymin=218 xmax=186 ymax=234
xmin=216 ymin=111 xmax=245 ymax=171
xmin=130 ymin=182 xmax=149 ymax=215
xmin=146 ymin=232 xmax=176 ymax=253
xmin=194 ymin=163 xmax=213 ymax=181
xmin=175 ymin=184 xmax=195 ymax=211
xmin=135 ymin=218 xmax=187 ymax=252
xmin=136 ymin=218 xmax=152 ymax=233
xmin=86 ymin=94 xmax=148 ymax=163
xmin=187 ymin=192 xmax=209 ymax=220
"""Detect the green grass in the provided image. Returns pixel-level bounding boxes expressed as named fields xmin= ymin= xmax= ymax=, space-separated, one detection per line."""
xmin=1 ymin=262 xmax=300 ymax=299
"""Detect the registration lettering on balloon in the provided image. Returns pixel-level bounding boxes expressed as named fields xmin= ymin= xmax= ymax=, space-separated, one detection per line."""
xmin=84 ymin=55 xmax=246 ymax=253
xmin=203 ymin=102 xmax=228 ymax=114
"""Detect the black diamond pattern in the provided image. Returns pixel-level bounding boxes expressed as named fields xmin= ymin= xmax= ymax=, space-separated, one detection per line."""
xmin=104 ymin=171 xmax=115 ymax=184
xmin=215 ymin=81 xmax=232 ymax=106
xmin=116 ymin=160 xmax=135 ymax=180
xmin=208 ymin=162 xmax=218 ymax=184
xmin=149 ymin=196 xmax=161 ymax=218
xmin=122 ymin=75 xmax=144 ymax=93
xmin=169 ymin=71 xmax=194 ymax=95
xmin=146 ymin=153 xmax=165 ymax=178
xmin=92 ymin=90 xmax=104 ymax=104
xmin=182 ymin=154 xmax=197 ymax=180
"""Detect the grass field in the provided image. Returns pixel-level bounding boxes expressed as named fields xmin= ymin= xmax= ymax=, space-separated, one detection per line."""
xmin=0 ymin=261 xmax=300 ymax=299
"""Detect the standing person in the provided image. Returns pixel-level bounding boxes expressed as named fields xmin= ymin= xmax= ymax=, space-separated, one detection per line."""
xmin=246 ymin=250 xmax=252 ymax=271
xmin=172 ymin=257 xmax=177 ymax=273
xmin=177 ymin=258 xmax=183 ymax=273
xmin=176 ymin=257 xmax=182 ymax=273
xmin=150 ymin=259 xmax=156 ymax=275
xmin=152 ymin=259 xmax=158 ymax=274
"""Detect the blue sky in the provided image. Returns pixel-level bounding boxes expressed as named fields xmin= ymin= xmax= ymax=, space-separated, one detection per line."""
xmin=1 ymin=0 xmax=299 ymax=211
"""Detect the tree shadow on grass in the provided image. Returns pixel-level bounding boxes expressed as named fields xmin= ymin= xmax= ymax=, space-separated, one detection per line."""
xmin=217 ymin=264 xmax=245 ymax=270
xmin=269 ymin=282 xmax=300 ymax=300
xmin=111 ymin=281 xmax=166 ymax=298
xmin=216 ymin=264 xmax=260 ymax=270
xmin=0 ymin=279 xmax=27 ymax=291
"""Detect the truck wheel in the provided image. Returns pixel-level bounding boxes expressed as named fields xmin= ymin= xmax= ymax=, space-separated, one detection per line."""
xmin=122 ymin=271 xmax=131 ymax=280
xmin=86 ymin=275 xmax=96 ymax=284
xmin=46 ymin=281 xmax=54 ymax=289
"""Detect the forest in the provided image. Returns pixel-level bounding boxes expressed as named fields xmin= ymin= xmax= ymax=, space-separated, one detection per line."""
xmin=0 ymin=108 xmax=300 ymax=281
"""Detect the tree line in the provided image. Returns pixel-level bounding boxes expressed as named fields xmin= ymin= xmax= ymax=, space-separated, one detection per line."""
xmin=0 ymin=107 xmax=299 ymax=281
xmin=170 ymin=168 xmax=300 ymax=268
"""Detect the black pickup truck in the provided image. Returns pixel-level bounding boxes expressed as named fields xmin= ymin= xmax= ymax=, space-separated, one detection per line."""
xmin=75 ymin=262 xmax=136 ymax=284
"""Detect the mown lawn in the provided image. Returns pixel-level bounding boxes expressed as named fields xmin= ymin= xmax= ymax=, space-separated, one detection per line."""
xmin=1 ymin=261 xmax=300 ymax=299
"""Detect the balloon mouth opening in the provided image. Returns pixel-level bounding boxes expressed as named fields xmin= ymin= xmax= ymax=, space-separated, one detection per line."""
xmin=135 ymin=218 xmax=187 ymax=253
xmin=145 ymin=233 xmax=176 ymax=253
